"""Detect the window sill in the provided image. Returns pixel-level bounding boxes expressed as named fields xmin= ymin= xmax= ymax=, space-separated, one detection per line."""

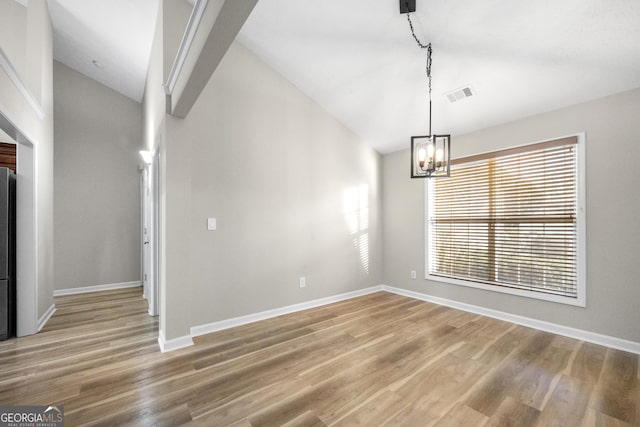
xmin=425 ymin=273 xmax=586 ymax=307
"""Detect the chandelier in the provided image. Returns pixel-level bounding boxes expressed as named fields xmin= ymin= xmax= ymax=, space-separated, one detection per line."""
xmin=402 ymin=1 xmax=451 ymax=178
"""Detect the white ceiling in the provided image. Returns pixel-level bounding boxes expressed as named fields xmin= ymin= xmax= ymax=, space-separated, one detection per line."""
xmin=237 ymin=0 xmax=640 ymax=153
xmin=23 ymin=0 xmax=640 ymax=152
xmin=47 ymin=0 xmax=160 ymax=102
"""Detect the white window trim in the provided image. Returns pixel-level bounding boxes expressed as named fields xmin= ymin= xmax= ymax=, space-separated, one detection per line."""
xmin=424 ymin=133 xmax=587 ymax=307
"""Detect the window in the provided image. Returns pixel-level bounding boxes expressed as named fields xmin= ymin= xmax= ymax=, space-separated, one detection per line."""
xmin=426 ymin=135 xmax=585 ymax=306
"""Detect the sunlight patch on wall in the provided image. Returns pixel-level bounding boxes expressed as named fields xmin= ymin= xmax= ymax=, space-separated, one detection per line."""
xmin=343 ymin=184 xmax=369 ymax=274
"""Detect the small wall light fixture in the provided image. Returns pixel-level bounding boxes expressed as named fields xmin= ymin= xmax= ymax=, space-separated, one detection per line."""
xmin=139 ymin=150 xmax=153 ymax=164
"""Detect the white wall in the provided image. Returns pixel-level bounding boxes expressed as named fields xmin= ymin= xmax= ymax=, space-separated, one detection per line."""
xmin=29 ymin=1 xmax=55 ymax=324
xmin=159 ymin=41 xmax=383 ymax=340
xmin=142 ymin=0 xmax=165 ymax=154
xmin=142 ymin=0 xmax=193 ymax=340
xmin=53 ymin=61 xmax=142 ymax=290
xmin=0 ymin=0 xmax=26 ymax=77
xmin=383 ymin=87 xmax=640 ymax=343
xmin=0 ymin=0 xmax=54 ymax=333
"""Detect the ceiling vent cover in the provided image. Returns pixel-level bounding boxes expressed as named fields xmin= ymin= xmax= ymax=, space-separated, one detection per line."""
xmin=445 ymin=86 xmax=474 ymax=103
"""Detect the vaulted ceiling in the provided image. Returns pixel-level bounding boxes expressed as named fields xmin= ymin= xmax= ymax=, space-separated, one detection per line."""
xmin=47 ymin=0 xmax=159 ymax=102
xmin=237 ymin=0 xmax=640 ymax=153
xmin=43 ymin=0 xmax=640 ymax=153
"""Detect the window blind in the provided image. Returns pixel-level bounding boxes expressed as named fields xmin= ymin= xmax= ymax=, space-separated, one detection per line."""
xmin=428 ymin=137 xmax=579 ymax=298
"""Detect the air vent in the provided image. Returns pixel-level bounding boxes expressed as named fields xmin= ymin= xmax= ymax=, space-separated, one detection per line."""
xmin=445 ymin=86 xmax=475 ymax=103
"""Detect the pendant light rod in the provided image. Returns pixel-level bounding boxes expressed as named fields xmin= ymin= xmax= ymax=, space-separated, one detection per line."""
xmin=403 ymin=0 xmax=452 ymax=179
xmin=429 ymin=99 xmax=432 ymax=136
xmin=405 ymin=11 xmax=433 ymax=135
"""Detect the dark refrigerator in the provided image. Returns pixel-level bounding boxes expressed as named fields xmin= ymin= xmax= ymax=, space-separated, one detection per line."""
xmin=0 ymin=167 xmax=16 ymax=341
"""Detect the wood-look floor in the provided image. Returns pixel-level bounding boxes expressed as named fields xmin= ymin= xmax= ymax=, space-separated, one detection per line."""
xmin=0 ymin=288 xmax=638 ymax=426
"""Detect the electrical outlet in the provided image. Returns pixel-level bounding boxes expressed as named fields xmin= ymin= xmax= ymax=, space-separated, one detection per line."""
xmin=299 ymin=277 xmax=306 ymax=288
xmin=410 ymin=270 xmax=417 ymax=279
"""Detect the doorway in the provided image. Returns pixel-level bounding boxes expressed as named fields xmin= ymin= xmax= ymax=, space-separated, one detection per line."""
xmin=140 ymin=151 xmax=159 ymax=317
xmin=0 ymin=112 xmax=37 ymax=336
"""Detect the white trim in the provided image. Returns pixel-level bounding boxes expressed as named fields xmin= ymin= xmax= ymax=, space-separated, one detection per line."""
xmin=37 ymin=304 xmax=56 ymax=332
xmin=53 ymin=281 xmax=141 ymax=296
xmin=576 ymin=132 xmax=587 ymax=307
xmin=191 ymin=286 xmax=384 ymax=337
xmin=159 ymin=283 xmax=640 ymax=355
xmin=158 ymin=330 xmax=194 ymax=353
xmin=164 ymin=0 xmax=209 ymax=95
xmin=33 ymin=137 xmax=39 ymax=336
xmin=382 ymin=285 xmax=640 ymax=355
xmin=425 ymin=133 xmax=587 ymax=307
xmin=0 ymin=100 xmax=39 ymax=148
xmin=0 ymin=47 xmax=46 ymax=119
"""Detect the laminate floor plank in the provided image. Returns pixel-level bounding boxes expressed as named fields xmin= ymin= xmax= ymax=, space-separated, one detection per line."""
xmin=535 ymin=374 xmax=592 ymax=427
xmin=281 ymin=411 xmax=327 ymax=427
xmin=484 ymin=396 xmax=540 ymax=426
xmin=334 ymin=390 xmax=408 ymax=426
xmin=432 ymin=403 xmax=488 ymax=427
xmin=591 ymin=348 xmax=639 ymax=425
xmin=510 ymin=341 xmax=573 ymax=410
xmin=472 ymin=329 xmax=528 ymax=366
xmin=464 ymin=330 xmax=554 ymax=416
xmin=1 ymin=288 xmax=638 ymax=426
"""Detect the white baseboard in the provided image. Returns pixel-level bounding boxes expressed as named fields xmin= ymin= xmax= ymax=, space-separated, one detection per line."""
xmin=158 ymin=284 xmax=640 ymax=355
xmin=37 ymin=304 xmax=56 ymax=332
xmin=382 ymin=285 xmax=640 ymax=355
xmin=159 ymin=285 xmax=385 ymax=353
xmin=54 ymin=281 xmax=141 ymax=296
xmin=190 ymin=285 xmax=384 ymax=338
xmin=158 ymin=330 xmax=194 ymax=353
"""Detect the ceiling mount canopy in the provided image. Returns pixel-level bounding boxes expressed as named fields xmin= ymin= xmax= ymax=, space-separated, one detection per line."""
xmin=401 ymin=1 xmax=451 ymax=179
xmin=399 ymin=0 xmax=416 ymax=14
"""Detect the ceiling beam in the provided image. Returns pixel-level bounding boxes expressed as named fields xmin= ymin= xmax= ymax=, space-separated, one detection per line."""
xmin=166 ymin=0 xmax=258 ymax=118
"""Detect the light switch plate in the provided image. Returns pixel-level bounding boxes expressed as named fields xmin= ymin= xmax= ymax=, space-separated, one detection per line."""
xmin=207 ymin=218 xmax=216 ymax=231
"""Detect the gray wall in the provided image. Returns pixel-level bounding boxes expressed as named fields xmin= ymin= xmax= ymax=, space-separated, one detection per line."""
xmin=161 ymin=41 xmax=383 ymax=339
xmin=53 ymin=61 xmax=142 ymax=290
xmin=383 ymin=87 xmax=640 ymax=343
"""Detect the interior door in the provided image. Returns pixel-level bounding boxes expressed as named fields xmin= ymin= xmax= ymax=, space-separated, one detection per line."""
xmin=141 ymin=166 xmax=157 ymax=315
xmin=141 ymin=168 xmax=150 ymax=304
